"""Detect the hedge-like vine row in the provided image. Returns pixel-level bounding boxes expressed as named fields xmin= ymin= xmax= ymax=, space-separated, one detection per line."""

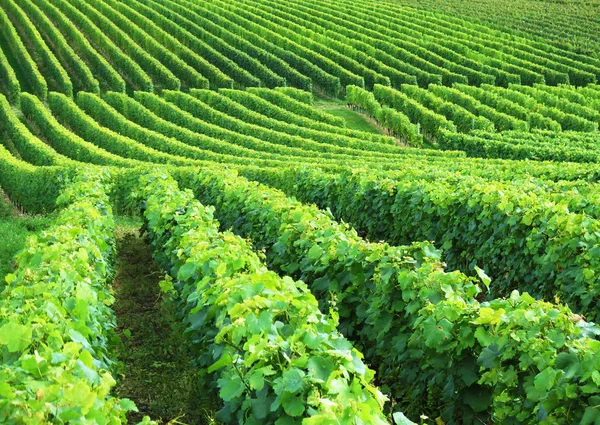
xmin=0 ymin=6 xmax=47 ymax=100
xmin=0 ymin=45 xmax=20 ymax=105
xmin=194 ymin=88 xmax=393 ymax=144
xmin=20 ymin=92 xmax=138 ymax=168
xmin=0 ymin=170 xmax=151 ymax=423
xmin=181 ymin=167 xmax=600 ymax=424
xmin=2 ymin=0 xmax=73 ymax=96
xmin=346 ymin=85 xmax=422 ymax=146
xmin=140 ymin=172 xmax=394 ymax=425
xmin=29 ymin=0 xmax=125 ymax=92
xmin=249 ymin=166 xmax=600 ymax=320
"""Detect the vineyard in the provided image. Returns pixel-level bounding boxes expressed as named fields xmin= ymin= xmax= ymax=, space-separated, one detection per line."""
xmin=396 ymin=0 xmax=600 ymax=57
xmin=1 ymin=0 xmax=600 ymax=424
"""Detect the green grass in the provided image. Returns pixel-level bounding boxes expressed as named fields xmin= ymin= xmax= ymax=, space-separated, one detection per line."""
xmin=321 ymin=107 xmax=386 ymax=134
xmin=313 ymin=93 xmax=385 ymax=135
xmin=313 ymin=93 xmax=346 ymax=107
xmin=113 ymin=220 xmax=218 ymax=424
xmin=313 ymin=93 xmax=441 ymax=147
xmin=0 ymin=195 xmax=51 ymax=290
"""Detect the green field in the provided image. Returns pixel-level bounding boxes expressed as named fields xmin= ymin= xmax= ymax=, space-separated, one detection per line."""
xmin=315 ymin=97 xmax=385 ymax=135
xmin=0 ymin=0 xmax=599 ymax=424
xmin=397 ymin=0 xmax=600 ymax=56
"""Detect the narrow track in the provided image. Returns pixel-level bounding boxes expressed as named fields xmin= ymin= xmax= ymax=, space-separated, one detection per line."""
xmin=112 ymin=220 xmax=219 ymax=425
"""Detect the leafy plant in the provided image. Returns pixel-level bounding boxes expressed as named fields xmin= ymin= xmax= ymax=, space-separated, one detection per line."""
xmin=0 ymin=170 xmax=151 ymax=423
xmin=139 ymin=172 xmax=395 ymax=425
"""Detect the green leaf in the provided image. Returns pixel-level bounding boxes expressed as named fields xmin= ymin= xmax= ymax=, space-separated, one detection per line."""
xmin=307 ymin=245 xmax=324 ymax=261
xmin=120 ymin=398 xmax=138 ymax=412
xmin=327 ymin=377 xmax=346 ymax=394
xmin=177 ymin=262 xmax=197 ymax=281
xmin=380 ymin=266 xmax=395 ymax=284
xmin=283 ymin=368 xmax=305 ymax=394
xmin=534 ymin=368 xmax=557 ymax=392
xmin=251 ymin=398 xmax=270 ymax=419
xmin=459 ymin=363 xmax=480 ymax=387
xmin=63 ymin=381 xmax=93 ymax=408
xmin=159 ymin=276 xmax=174 ymax=295
xmin=69 ymin=329 xmax=90 ymax=349
xmin=21 ymin=353 xmax=46 ymax=377
xmin=249 ymin=370 xmax=265 ymax=391
xmin=216 ymin=262 xmax=228 ymax=276
xmin=281 ymin=392 xmax=305 ymax=417
xmin=537 ymin=405 xmax=548 ymax=422
xmin=463 ymin=386 xmax=492 ymax=413
xmin=303 ymin=330 xmax=326 ymax=349
xmin=0 ymin=322 xmax=31 ymax=352
xmin=422 ymin=316 xmax=453 ymax=347
xmin=393 ymin=412 xmax=416 ymax=425
xmin=592 ymin=370 xmax=600 ymax=386
xmin=257 ymin=311 xmax=273 ymax=333
xmin=79 ymin=349 xmax=94 ymax=368
xmin=77 ymin=359 xmax=99 ymax=383
xmin=219 ymin=374 xmax=245 ymax=402
xmin=472 ymin=307 xmax=504 ymax=325
xmin=29 ymin=252 xmax=43 ymax=268
xmin=477 ymin=344 xmax=501 ymax=368
xmin=474 ymin=266 xmax=491 ymax=290
xmin=51 ymin=352 xmax=69 ymax=364
xmin=208 ymin=354 xmax=233 ymax=373
xmin=473 ymin=326 xmax=494 ymax=347
xmin=307 ymin=356 xmax=335 ymax=383
xmin=581 ymin=406 xmax=600 ymax=425
xmin=555 ymin=352 xmax=579 ymax=379
xmin=522 ymin=214 xmax=534 ymax=226
xmin=0 ymin=382 xmax=14 ymax=399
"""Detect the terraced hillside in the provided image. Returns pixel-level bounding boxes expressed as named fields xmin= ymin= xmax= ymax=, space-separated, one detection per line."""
xmin=1 ymin=1 xmax=600 ymax=425
xmin=398 ymin=0 xmax=600 ymax=56
xmin=1 ymin=0 xmax=600 ymax=98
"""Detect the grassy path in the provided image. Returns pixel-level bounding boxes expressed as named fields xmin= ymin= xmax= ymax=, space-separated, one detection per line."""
xmin=113 ymin=219 xmax=218 ymax=424
xmin=314 ymin=96 xmax=386 ymax=135
xmin=314 ymin=94 xmax=440 ymax=150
